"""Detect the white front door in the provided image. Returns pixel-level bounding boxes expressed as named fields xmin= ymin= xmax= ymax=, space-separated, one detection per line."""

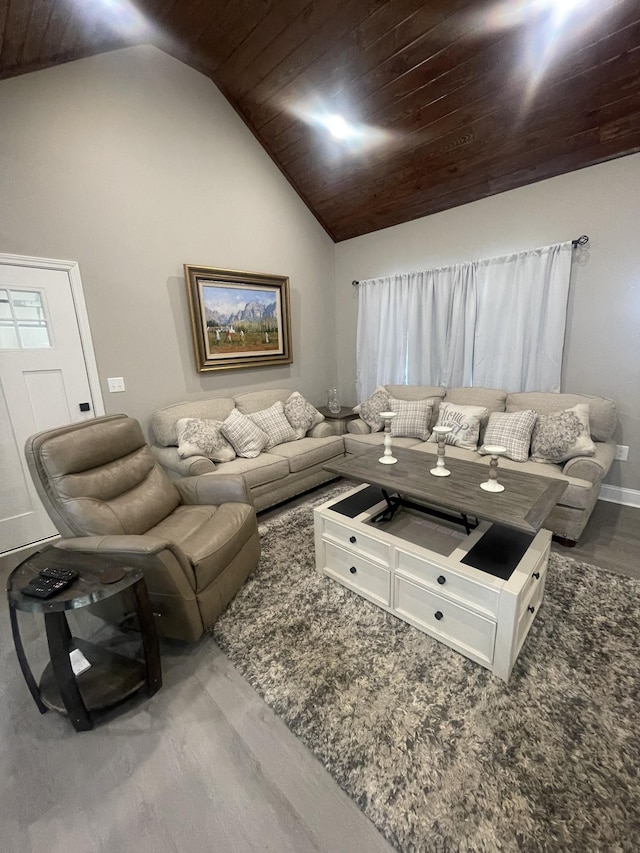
xmin=0 ymin=256 xmax=104 ymax=554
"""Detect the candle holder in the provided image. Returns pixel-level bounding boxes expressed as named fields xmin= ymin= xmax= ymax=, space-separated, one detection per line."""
xmin=430 ymin=425 xmax=453 ymax=477
xmin=480 ymin=445 xmax=507 ymax=492
xmin=378 ymin=412 xmax=397 ymax=464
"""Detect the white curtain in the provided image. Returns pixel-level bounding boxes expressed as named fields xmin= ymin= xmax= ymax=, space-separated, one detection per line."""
xmin=356 ymin=241 xmax=573 ymax=400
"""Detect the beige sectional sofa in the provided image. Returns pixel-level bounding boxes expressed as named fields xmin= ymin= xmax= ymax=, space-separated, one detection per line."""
xmin=344 ymin=385 xmax=616 ymax=545
xmin=150 ymin=389 xmax=344 ymax=512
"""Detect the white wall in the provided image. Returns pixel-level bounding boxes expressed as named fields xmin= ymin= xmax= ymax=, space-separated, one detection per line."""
xmin=0 ymin=46 xmax=336 ymax=432
xmin=335 ymin=154 xmax=640 ymax=492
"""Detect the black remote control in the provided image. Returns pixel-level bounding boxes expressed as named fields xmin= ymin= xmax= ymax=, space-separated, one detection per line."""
xmin=22 ymin=576 xmax=74 ymax=599
xmin=40 ymin=566 xmax=79 ymax=582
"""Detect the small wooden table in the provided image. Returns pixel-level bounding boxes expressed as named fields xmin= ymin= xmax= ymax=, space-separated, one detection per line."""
xmin=316 ymin=406 xmax=358 ymax=435
xmin=6 ymin=547 xmax=162 ymax=732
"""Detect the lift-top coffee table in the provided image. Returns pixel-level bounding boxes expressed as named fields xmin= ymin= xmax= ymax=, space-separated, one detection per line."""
xmin=315 ymin=447 xmax=567 ymax=681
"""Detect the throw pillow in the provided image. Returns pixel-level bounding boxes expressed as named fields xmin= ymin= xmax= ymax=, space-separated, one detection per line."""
xmin=221 ymin=408 xmax=268 ymax=458
xmin=176 ymin=417 xmax=236 ymax=463
xmin=530 ymin=404 xmax=596 ymax=464
xmin=248 ymin=400 xmax=298 ymax=449
xmin=283 ymin=392 xmax=325 ymax=439
xmin=355 ymin=386 xmax=391 ymax=432
xmin=388 ymin=396 xmax=433 ymax=441
xmin=427 ymin=402 xmax=488 ymax=450
xmin=480 ymin=410 xmax=537 ymax=463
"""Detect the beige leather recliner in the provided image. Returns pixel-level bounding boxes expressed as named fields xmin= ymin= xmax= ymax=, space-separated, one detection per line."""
xmin=24 ymin=414 xmax=261 ymax=642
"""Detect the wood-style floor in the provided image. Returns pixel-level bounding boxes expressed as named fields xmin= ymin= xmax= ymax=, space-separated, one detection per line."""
xmin=1 ymin=492 xmax=638 ymax=853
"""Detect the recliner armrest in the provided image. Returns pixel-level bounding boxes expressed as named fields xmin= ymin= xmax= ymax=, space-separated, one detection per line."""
xmin=174 ymin=473 xmax=254 ymax=508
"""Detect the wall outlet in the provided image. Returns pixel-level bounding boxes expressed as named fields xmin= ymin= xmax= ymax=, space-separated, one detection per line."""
xmin=614 ymin=444 xmax=629 ymax=461
xmin=107 ymin=377 xmax=126 ymax=393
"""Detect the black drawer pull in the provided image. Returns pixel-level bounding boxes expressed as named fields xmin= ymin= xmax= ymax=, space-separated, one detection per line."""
xmin=437 ymin=575 xmax=446 ymax=585
xmin=349 ymin=536 xmax=356 ymax=544
xmin=532 ymin=572 xmax=540 ymax=579
xmin=528 ymin=605 xmax=535 ymax=614
xmin=349 ymin=566 xmax=357 ymax=574
xmin=435 ymin=611 xmax=443 ymax=621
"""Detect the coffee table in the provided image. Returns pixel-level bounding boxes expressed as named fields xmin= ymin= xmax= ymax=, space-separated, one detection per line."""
xmin=314 ymin=447 xmax=567 ymax=680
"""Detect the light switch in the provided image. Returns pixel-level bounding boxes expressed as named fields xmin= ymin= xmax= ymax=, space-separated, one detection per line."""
xmin=107 ymin=377 xmax=126 ymax=393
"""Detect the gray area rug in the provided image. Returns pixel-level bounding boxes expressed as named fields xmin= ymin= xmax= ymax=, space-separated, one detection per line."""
xmin=213 ymin=489 xmax=640 ymax=852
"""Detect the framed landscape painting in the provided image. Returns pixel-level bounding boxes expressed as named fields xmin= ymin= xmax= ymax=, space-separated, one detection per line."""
xmin=184 ymin=265 xmax=293 ymax=372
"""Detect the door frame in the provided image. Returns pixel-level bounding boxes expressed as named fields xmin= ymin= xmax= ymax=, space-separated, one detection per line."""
xmin=0 ymin=252 xmax=105 ymax=418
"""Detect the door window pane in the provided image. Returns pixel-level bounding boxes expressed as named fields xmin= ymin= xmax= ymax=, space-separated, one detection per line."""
xmin=0 ymin=289 xmax=51 ymax=349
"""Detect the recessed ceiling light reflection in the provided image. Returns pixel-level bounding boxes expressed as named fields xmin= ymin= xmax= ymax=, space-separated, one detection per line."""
xmin=82 ymin=0 xmax=152 ymax=39
xmin=289 ymin=98 xmax=393 ymax=157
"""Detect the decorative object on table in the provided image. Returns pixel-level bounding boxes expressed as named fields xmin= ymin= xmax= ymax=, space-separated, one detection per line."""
xmin=430 ymin=425 xmax=453 ymax=476
xmin=378 ymin=412 xmax=398 ymax=464
xmin=481 ymin=445 xmax=507 ymax=492
xmin=327 ymin=387 xmax=341 ymax=414
xmin=183 ymin=264 xmax=292 ymax=372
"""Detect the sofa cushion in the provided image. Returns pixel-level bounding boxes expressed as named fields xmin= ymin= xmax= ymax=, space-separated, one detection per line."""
xmin=176 ymin=418 xmax=236 ymax=462
xmin=270 ymin=435 xmax=344 ymax=473
xmin=386 ymin=385 xmax=447 ymax=423
xmin=247 ymin=400 xmax=298 ymax=449
xmin=221 ymin=409 xmax=268 ymax=458
xmin=427 ymin=402 xmax=488 ymax=450
xmin=283 ymin=391 xmax=325 ymax=439
xmin=389 ymin=397 xmax=433 ymax=440
xmin=480 ymin=410 xmax=537 ymax=462
xmin=506 ymin=392 xmax=616 ymax=442
xmin=530 ymin=404 xmax=596 ymax=464
xmin=151 ymin=397 xmax=236 ymax=447
xmin=354 ymin=386 xmax=391 ymax=432
xmin=443 ymin=387 xmax=507 ymax=414
xmin=235 ymin=388 xmax=291 ymax=415
xmin=210 ymin=453 xmax=290 ymax=488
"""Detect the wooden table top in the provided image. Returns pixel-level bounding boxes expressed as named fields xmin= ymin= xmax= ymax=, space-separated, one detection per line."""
xmin=324 ymin=447 xmax=567 ymax=534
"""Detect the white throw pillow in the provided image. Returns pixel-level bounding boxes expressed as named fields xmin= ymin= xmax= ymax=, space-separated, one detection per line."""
xmin=221 ymin=408 xmax=268 ymax=458
xmin=248 ymin=400 xmax=298 ymax=449
xmin=427 ymin=402 xmax=488 ymax=450
xmin=283 ymin=392 xmax=325 ymax=439
xmin=176 ymin=417 xmax=236 ymax=463
xmin=388 ymin=397 xmax=433 ymax=441
xmin=480 ymin=410 xmax=537 ymax=463
xmin=530 ymin=404 xmax=595 ymax=463
xmin=354 ymin=386 xmax=391 ymax=432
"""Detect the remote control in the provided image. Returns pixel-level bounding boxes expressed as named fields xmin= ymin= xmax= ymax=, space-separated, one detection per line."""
xmin=22 ymin=576 xmax=74 ymax=600
xmin=40 ymin=566 xmax=79 ymax=582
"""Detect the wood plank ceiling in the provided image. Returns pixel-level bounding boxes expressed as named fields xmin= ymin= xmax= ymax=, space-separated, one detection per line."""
xmin=1 ymin=0 xmax=639 ymax=241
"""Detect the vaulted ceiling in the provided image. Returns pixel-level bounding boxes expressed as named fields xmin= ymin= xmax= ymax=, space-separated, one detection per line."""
xmin=1 ymin=1 xmax=639 ymax=241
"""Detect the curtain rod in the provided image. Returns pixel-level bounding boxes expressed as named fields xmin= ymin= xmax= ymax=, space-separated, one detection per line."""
xmin=351 ymin=235 xmax=590 ymax=286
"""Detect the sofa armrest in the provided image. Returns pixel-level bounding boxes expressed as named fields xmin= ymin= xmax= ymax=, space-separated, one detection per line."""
xmin=151 ymin=444 xmax=216 ymax=478
xmin=347 ymin=418 xmax=371 ymax=435
xmin=53 ymin=535 xmax=196 ymax=594
xmin=307 ymin=422 xmax=335 ymax=438
xmin=175 ymin=473 xmax=254 ymax=508
xmin=562 ymin=440 xmax=616 ymax=484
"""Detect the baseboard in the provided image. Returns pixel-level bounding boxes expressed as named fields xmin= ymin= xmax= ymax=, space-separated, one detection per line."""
xmin=598 ymin=485 xmax=640 ymax=508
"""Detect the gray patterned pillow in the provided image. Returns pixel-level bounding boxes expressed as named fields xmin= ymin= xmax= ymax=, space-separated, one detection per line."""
xmin=480 ymin=410 xmax=537 ymax=463
xmin=427 ymin=402 xmax=488 ymax=450
xmin=530 ymin=404 xmax=595 ymax=463
xmin=221 ymin=408 xmax=268 ymax=458
xmin=176 ymin=417 xmax=235 ymax=463
xmin=355 ymin=386 xmax=391 ymax=432
xmin=283 ymin=392 xmax=325 ymax=439
xmin=248 ymin=400 xmax=298 ymax=449
xmin=388 ymin=397 xmax=433 ymax=441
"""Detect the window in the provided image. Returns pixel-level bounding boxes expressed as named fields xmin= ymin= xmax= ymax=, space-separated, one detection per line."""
xmin=0 ymin=289 xmax=51 ymax=349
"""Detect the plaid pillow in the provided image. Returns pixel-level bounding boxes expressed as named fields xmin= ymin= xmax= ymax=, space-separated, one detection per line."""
xmin=427 ymin=402 xmax=488 ymax=450
xmin=388 ymin=397 xmax=433 ymax=441
xmin=480 ymin=410 xmax=537 ymax=462
xmin=221 ymin=408 xmax=268 ymax=458
xmin=248 ymin=400 xmax=298 ymax=449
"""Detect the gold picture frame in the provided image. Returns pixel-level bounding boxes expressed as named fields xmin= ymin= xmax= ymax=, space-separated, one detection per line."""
xmin=184 ymin=265 xmax=293 ymax=372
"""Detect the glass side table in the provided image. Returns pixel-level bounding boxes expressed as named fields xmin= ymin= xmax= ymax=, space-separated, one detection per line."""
xmin=6 ymin=546 xmax=162 ymax=732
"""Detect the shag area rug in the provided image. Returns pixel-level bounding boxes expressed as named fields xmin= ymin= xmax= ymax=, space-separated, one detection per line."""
xmin=213 ymin=489 xmax=640 ymax=853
